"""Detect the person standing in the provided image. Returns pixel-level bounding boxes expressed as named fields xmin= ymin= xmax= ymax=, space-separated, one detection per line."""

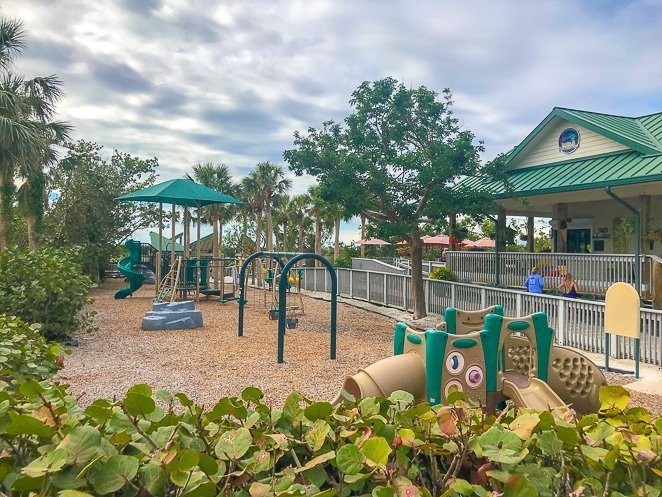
xmin=524 ymin=267 xmax=544 ymax=294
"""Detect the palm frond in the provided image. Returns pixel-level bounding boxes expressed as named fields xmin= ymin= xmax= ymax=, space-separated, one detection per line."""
xmin=0 ymin=18 xmax=26 ymax=70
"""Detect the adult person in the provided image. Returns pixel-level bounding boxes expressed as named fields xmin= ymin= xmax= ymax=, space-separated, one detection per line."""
xmin=557 ymin=272 xmax=579 ymax=298
xmin=524 ymin=267 xmax=544 ymax=294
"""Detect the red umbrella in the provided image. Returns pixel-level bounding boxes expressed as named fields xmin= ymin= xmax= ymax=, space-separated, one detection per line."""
xmin=356 ymin=237 xmax=391 ymax=245
xmin=474 ymin=237 xmax=495 ymax=248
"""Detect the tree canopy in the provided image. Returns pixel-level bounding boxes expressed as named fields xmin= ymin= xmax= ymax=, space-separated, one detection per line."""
xmin=285 ymin=77 xmax=505 ymax=317
xmin=44 ymin=140 xmax=158 ymax=279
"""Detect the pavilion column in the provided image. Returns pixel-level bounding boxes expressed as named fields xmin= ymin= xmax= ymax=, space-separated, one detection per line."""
xmin=527 ymin=216 xmax=535 ymax=252
xmin=641 ymin=195 xmax=651 ymax=298
xmin=496 ymin=208 xmax=507 ymax=252
xmin=553 ymin=203 xmax=568 ymax=252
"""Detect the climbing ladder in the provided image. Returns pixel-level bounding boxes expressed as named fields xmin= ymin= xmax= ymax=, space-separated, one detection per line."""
xmin=154 ymin=256 xmax=182 ymax=303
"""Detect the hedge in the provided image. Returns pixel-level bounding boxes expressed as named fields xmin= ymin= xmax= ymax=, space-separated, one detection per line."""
xmin=0 ymin=246 xmax=95 ymax=340
xmin=0 ymin=315 xmax=660 ymax=496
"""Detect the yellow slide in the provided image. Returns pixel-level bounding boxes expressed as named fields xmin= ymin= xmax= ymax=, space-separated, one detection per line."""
xmin=331 ymin=353 xmax=426 ymax=404
xmin=502 ymin=374 xmax=568 ymax=414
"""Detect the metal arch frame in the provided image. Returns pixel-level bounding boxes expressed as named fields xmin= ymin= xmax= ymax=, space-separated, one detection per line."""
xmin=277 ymin=254 xmax=337 ymax=363
xmin=237 ymin=251 xmax=338 ymax=364
xmin=237 ymin=251 xmax=287 ymax=337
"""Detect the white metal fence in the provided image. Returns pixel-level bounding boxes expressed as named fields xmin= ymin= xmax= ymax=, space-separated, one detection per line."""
xmin=300 ymin=267 xmax=662 ymax=366
xmin=446 ymin=251 xmax=653 ymax=294
xmin=351 ymin=258 xmax=407 ymax=274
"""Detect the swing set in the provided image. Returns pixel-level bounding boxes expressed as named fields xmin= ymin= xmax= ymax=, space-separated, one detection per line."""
xmin=237 ymin=251 xmax=338 ymax=363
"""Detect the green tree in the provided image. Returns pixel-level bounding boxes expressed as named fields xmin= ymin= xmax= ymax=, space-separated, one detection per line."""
xmin=44 ymin=140 xmax=158 ymax=280
xmin=0 ymin=19 xmax=71 ymax=248
xmin=286 ymin=78 xmax=500 ymax=318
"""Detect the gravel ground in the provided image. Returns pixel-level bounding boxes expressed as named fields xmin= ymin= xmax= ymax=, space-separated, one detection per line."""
xmin=603 ymin=372 xmax=662 ymax=416
xmin=57 ymin=280 xmax=393 ymax=407
xmin=57 ymin=280 xmax=661 ymax=416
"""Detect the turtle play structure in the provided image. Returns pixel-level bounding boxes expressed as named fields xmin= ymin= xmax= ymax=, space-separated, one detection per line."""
xmin=334 ymin=306 xmax=607 ymax=415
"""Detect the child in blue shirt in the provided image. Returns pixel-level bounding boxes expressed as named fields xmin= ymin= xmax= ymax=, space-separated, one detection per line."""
xmin=524 ymin=267 xmax=544 ymax=294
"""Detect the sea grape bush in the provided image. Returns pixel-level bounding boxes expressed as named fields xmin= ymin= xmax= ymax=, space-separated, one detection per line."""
xmin=0 ymin=318 xmax=660 ymax=496
xmin=0 ymin=246 xmax=96 ymax=340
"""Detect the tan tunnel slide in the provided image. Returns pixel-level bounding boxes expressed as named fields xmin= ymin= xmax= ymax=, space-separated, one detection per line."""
xmin=332 ymin=353 xmax=426 ymax=404
xmin=502 ymin=374 xmax=568 ymax=414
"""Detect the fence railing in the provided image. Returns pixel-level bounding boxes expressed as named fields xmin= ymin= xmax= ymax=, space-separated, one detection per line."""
xmin=299 ymin=267 xmax=662 ymax=366
xmin=351 ymin=258 xmax=407 ymax=274
xmin=446 ymin=251 xmax=652 ymax=295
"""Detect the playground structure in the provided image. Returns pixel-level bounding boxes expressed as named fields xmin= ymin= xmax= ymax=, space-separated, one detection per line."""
xmin=114 ymin=239 xmax=147 ymax=299
xmin=237 ymin=251 xmax=337 ymax=363
xmin=334 ymin=306 xmax=607 ymax=415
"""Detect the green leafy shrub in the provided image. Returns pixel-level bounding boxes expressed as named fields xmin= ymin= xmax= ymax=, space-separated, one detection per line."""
xmin=334 ymin=252 xmax=352 ymax=268
xmin=0 ymin=246 xmax=95 ymax=340
xmin=0 ymin=314 xmax=63 ymax=385
xmin=428 ymin=266 xmax=456 ymax=281
xmin=0 ymin=316 xmax=659 ymax=496
xmin=0 ymin=382 xmax=660 ymax=494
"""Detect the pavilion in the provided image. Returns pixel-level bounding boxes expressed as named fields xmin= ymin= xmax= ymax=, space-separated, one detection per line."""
xmin=454 ymin=107 xmax=662 ymax=305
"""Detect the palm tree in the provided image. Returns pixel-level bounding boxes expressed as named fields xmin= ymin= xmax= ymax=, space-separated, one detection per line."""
xmin=290 ymin=194 xmax=311 ymax=252
xmin=0 ymin=19 xmax=71 ymax=248
xmin=272 ymin=193 xmax=292 ymax=252
xmin=252 ymin=162 xmax=291 ymax=252
xmin=188 ymin=162 xmax=236 ymax=257
xmin=240 ymin=172 xmax=264 ymax=251
xmin=308 ymin=186 xmax=333 ymax=261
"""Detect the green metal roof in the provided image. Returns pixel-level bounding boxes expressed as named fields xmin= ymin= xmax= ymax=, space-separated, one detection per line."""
xmin=116 ymin=178 xmax=243 ymax=207
xmin=149 ymin=232 xmax=184 ymax=252
xmin=458 ymin=108 xmax=662 ymax=198
xmin=459 ymin=151 xmax=662 ymax=198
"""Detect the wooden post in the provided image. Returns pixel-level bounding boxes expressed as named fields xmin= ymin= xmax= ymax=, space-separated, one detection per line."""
xmin=653 ymin=260 xmax=662 ymax=310
xmin=171 ymin=204 xmax=176 ymax=265
xmin=527 ymin=216 xmax=535 ymax=253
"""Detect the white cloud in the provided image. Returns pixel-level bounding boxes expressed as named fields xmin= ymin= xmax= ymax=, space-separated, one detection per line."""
xmin=3 ymin=0 xmax=661 ymax=186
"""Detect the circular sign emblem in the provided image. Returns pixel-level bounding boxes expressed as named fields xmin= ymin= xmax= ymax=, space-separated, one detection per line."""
xmin=558 ymin=128 xmax=580 ymax=154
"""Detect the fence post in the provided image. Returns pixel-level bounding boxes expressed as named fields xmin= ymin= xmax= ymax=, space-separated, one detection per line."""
xmin=557 ymin=298 xmax=565 ymax=345
xmin=451 ymin=283 xmax=456 ymax=308
xmin=425 ymin=279 xmax=430 ymax=313
xmin=516 ymin=293 xmax=522 ymax=316
xmin=314 ymin=269 xmax=318 ymax=292
xmin=366 ymin=271 xmax=371 ymax=300
xmin=383 ymin=273 xmax=388 ymax=304
xmin=402 ymin=276 xmax=407 ymax=309
xmin=349 ymin=270 xmax=353 ymax=298
xmin=481 ymin=288 xmax=487 ymax=308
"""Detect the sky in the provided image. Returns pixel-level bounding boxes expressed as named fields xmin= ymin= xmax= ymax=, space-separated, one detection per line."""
xmin=5 ymin=0 xmax=662 ymax=243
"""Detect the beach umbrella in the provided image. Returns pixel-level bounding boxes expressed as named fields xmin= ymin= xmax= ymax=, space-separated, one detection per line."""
xmin=474 ymin=237 xmax=496 ymax=248
xmin=356 ymin=237 xmax=391 ymax=245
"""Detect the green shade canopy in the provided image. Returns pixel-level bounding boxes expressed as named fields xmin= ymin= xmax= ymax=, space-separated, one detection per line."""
xmin=116 ymin=178 xmax=243 ymax=207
